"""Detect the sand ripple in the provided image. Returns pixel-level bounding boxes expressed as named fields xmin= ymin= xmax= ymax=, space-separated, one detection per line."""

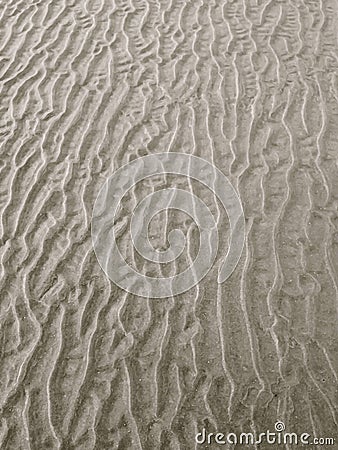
xmin=0 ymin=0 xmax=337 ymax=448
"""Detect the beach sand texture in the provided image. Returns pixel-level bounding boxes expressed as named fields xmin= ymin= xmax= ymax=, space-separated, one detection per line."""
xmin=0 ymin=0 xmax=337 ymax=448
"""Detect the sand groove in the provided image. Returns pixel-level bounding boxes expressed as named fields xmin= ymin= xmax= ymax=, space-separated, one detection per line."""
xmin=0 ymin=0 xmax=337 ymax=448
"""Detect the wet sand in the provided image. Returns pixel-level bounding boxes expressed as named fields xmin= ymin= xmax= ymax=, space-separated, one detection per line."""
xmin=0 ymin=0 xmax=337 ymax=449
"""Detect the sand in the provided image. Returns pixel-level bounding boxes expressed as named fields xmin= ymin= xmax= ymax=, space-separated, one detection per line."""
xmin=0 ymin=0 xmax=337 ymax=449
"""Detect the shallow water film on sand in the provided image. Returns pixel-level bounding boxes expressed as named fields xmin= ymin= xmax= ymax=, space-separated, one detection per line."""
xmin=0 ymin=0 xmax=337 ymax=449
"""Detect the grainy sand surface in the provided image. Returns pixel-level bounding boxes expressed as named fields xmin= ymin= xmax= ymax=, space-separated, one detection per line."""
xmin=0 ymin=0 xmax=337 ymax=449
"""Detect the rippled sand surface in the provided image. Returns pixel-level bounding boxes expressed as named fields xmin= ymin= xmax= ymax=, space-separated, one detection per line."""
xmin=0 ymin=1 xmax=338 ymax=449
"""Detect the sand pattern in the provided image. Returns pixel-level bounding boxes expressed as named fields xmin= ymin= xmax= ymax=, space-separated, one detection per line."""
xmin=0 ymin=0 xmax=337 ymax=448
